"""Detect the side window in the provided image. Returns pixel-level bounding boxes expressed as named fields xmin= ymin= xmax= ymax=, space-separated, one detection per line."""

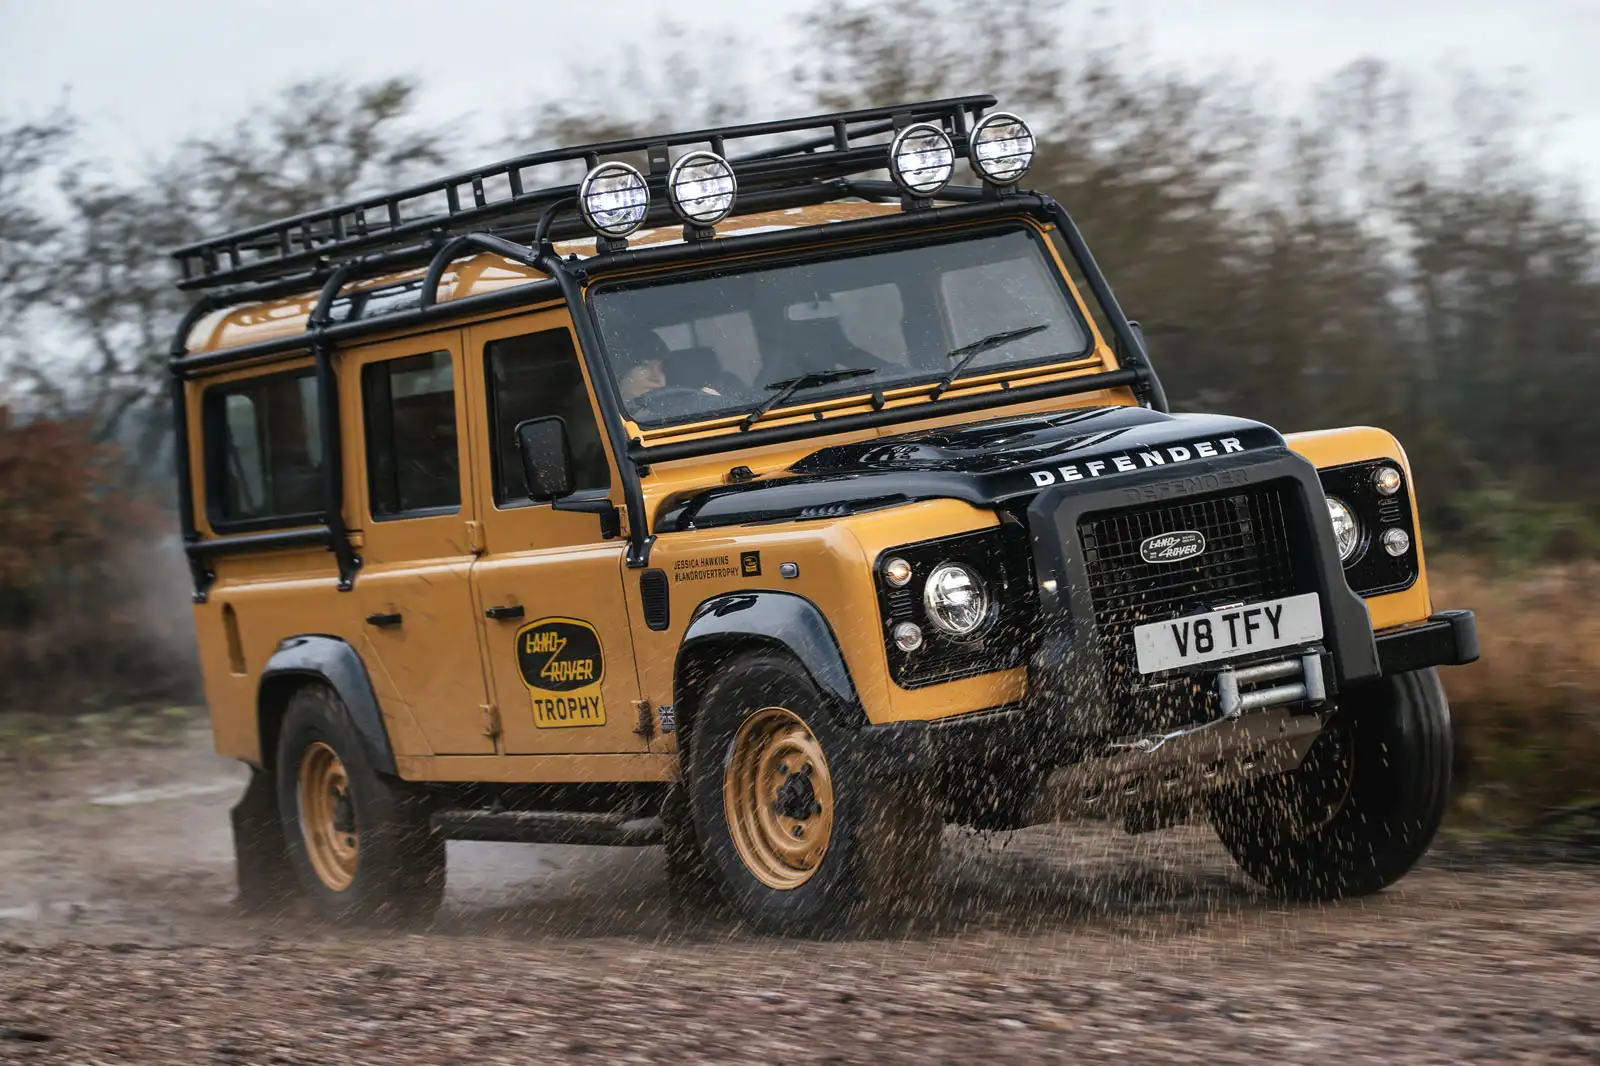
xmin=207 ymin=369 xmax=323 ymax=527
xmin=485 ymin=329 xmax=611 ymax=504
xmin=362 ymin=350 xmax=460 ymax=518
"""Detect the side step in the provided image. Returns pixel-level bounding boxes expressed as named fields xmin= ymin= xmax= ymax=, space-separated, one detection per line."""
xmin=431 ymin=809 xmax=664 ymax=847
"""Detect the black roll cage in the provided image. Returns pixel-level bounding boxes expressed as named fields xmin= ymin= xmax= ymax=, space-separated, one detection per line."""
xmin=169 ymin=97 xmax=1168 ymax=600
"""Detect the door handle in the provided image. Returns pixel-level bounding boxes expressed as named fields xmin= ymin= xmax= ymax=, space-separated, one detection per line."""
xmin=484 ymin=604 xmax=525 ymax=621
xmin=365 ymin=611 xmax=403 ymax=628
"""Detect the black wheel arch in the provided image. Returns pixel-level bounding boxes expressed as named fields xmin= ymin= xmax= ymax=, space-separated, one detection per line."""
xmin=673 ymin=591 xmax=866 ymax=746
xmin=257 ymin=634 xmax=396 ymax=776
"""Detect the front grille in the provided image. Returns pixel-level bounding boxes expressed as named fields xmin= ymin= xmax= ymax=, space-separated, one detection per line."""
xmin=1079 ymin=485 xmax=1299 ymax=706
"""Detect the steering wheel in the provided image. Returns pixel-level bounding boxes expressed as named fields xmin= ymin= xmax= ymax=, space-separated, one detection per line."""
xmin=629 ymin=385 xmax=723 ymax=420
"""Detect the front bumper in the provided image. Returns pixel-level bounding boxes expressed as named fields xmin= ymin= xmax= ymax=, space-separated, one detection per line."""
xmin=1375 ymin=609 xmax=1478 ymax=675
xmin=856 ymin=609 xmax=1479 ymax=792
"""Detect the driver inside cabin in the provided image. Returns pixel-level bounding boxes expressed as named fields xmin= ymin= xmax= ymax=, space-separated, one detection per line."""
xmin=616 ymin=334 xmax=731 ymax=406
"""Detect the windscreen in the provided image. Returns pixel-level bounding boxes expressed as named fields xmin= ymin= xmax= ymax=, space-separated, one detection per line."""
xmin=588 ymin=227 xmax=1095 ymax=428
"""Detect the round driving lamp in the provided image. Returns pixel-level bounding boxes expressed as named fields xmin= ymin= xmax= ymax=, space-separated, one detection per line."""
xmin=922 ymin=562 xmax=990 ymax=636
xmin=888 ymin=122 xmax=955 ymax=198
xmin=1326 ymin=496 xmax=1361 ymax=563
xmin=578 ymin=161 xmax=650 ymax=238
xmin=892 ymin=621 xmax=925 ymax=652
xmin=968 ymin=111 xmax=1035 ymax=184
xmin=666 ymin=150 xmax=736 ymax=227
xmin=1382 ymin=528 xmax=1412 ymax=557
xmin=1372 ymin=465 xmax=1403 ymax=497
xmin=882 ymin=557 xmax=913 ymax=588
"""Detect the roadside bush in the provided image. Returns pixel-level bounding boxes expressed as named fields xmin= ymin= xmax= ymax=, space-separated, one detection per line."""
xmin=0 ymin=409 xmax=198 ymax=712
xmin=1433 ymin=561 xmax=1600 ymax=825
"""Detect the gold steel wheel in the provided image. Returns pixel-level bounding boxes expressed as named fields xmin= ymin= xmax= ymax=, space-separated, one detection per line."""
xmin=723 ymin=706 xmax=835 ymax=890
xmin=297 ymin=741 xmax=359 ymax=892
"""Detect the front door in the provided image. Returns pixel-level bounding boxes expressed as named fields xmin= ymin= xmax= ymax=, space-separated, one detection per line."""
xmin=464 ymin=313 xmax=648 ymax=755
xmin=349 ymin=332 xmax=495 ymax=755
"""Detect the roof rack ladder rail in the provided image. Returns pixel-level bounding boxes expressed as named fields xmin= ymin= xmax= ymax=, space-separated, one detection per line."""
xmin=1035 ymin=194 xmax=1169 ymax=413
xmin=308 ymin=263 xmax=363 ymax=590
xmin=171 ymin=96 xmax=998 ymax=290
xmin=538 ymin=251 xmax=653 ymax=568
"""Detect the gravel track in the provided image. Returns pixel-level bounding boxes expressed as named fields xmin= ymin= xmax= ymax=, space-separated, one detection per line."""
xmin=1 ymin=724 xmax=1595 ymax=1064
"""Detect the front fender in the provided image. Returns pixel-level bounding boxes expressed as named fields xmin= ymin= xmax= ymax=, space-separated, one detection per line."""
xmin=259 ymin=635 xmax=396 ymax=775
xmin=675 ymin=591 xmax=864 ymax=727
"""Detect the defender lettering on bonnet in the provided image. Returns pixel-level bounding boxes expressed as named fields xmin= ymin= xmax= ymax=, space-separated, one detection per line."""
xmin=1027 ymin=436 xmax=1245 ymax=488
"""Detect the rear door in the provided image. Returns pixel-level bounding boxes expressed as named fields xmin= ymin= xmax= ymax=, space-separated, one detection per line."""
xmin=464 ymin=313 xmax=649 ymax=755
xmin=349 ymin=332 xmax=496 ymax=755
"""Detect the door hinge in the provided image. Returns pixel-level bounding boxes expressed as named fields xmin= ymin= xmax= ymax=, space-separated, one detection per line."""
xmin=633 ymin=699 xmax=655 ymax=740
xmin=465 ymin=519 xmax=485 ymax=554
xmin=480 ymin=702 xmax=502 ymax=742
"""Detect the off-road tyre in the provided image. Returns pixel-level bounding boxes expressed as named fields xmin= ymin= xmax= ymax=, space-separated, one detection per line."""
xmin=661 ymin=782 xmax=721 ymax=913
xmin=275 ymin=685 xmax=445 ymax=923
xmin=688 ymin=651 xmax=940 ymax=935
xmin=1211 ymin=667 xmax=1452 ymax=900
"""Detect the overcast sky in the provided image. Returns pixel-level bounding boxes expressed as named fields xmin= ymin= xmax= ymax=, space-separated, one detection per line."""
xmin=3 ymin=0 xmax=1598 ymax=193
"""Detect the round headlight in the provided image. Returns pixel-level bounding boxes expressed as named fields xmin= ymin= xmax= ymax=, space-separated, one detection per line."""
xmin=922 ymin=562 xmax=990 ymax=636
xmin=578 ymin=161 xmax=650 ymax=238
xmin=969 ymin=111 xmax=1035 ymax=185
xmin=666 ymin=150 xmax=736 ymax=227
xmin=1326 ymin=496 xmax=1361 ymax=563
xmin=888 ymin=122 xmax=954 ymax=198
xmin=1372 ymin=465 xmax=1402 ymax=497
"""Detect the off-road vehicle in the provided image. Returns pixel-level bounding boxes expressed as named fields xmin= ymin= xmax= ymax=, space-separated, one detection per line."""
xmin=170 ymin=96 xmax=1478 ymax=932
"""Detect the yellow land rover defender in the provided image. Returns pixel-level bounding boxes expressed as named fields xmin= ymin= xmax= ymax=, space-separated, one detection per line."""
xmin=171 ymin=97 xmax=1478 ymax=932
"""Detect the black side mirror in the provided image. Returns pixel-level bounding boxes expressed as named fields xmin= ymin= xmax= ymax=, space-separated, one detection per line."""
xmin=514 ymin=416 xmax=574 ymax=501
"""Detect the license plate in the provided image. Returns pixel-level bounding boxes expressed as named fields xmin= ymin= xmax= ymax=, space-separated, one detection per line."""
xmin=1133 ymin=592 xmax=1323 ymax=674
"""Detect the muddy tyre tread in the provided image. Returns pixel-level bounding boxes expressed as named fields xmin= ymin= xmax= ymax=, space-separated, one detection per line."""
xmin=1213 ymin=667 xmax=1452 ymax=901
xmin=687 ymin=651 xmax=939 ymax=935
xmin=275 ymin=685 xmax=445 ymax=924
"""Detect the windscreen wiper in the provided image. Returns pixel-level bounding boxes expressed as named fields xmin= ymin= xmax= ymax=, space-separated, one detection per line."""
xmin=741 ymin=367 xmax=878 ymax=430
xmin=929 ymin=323 xmax=1050 ymax=400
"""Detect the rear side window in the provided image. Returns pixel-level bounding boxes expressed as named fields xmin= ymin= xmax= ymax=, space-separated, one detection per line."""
xmin=206 ymin=369 xmax=324 ymax=529
xmin=362 ymin=350 xmax=461 ymax=518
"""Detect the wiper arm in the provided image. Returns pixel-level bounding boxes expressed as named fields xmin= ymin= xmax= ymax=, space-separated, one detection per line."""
xmin=741 ymin=367 xmax=878 ymax=430
xmin=929 ymin=323 xmax=1050 ymax=400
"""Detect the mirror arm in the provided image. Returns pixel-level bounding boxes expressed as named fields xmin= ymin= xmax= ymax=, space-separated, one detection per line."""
xmin=552 ymin=497 xmax=616 ymax=515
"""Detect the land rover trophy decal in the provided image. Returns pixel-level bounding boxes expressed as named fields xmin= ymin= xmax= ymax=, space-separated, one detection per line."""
xmin=1140 ymin=530 xmax=1207 ymax=564
xmin=515 ymin=617 xmax=607 ymax=728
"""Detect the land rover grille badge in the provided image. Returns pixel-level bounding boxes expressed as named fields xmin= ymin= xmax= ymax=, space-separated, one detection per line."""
xmin=1140 ymin=530 xmax=1207 ymax=564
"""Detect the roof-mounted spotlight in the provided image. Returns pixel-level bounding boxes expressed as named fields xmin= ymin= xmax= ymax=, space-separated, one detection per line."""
xmin=667 ymin=150 xmax=737 ymax=232
xmin=888 ymin=122 xmax=954 ymax=199
xmin=968 ymin=111 xmax=1035 ymax=186
xmin=578 ymin=161 xmax=650 ymax=240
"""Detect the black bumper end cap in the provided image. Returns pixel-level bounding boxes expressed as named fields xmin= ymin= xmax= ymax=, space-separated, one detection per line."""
xmin=1376 ymin=609 xmax=1478 ymax=676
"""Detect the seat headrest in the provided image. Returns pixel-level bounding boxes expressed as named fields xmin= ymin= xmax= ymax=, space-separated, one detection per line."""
xmin=663 ymin=346 xmax=724 ymax=387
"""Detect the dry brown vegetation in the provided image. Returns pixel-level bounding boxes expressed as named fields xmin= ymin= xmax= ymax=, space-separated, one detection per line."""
xmin=1433 ymin=561 xmax=1600 ymax=825
xmin=0 ymin=411 xmax=197 ymax=713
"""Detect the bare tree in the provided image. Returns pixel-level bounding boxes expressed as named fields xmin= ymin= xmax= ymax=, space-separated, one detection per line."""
xmin=23 ymin=79 xmax=452 ymax=470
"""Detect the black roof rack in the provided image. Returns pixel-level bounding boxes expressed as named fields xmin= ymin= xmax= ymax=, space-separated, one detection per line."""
xmin=170 ymin=95 xmax=997 ymax=293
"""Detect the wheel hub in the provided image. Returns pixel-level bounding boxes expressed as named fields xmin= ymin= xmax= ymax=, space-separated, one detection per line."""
xmin=298 ymin=741 xmax=359 ymax=892
xmin=723 ymin=707 xmax=835 ymax=890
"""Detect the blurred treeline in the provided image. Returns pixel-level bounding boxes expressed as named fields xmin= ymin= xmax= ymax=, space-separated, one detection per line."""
xmin=0 ymin=0 xmax=1596 ymax=805
xmin=3 ymin=1 xmax=1598 ymax=558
